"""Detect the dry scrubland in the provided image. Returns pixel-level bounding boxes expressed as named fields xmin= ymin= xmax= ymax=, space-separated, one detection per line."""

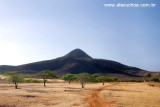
xmin=0 ymin=80 xmax=160 ymax=107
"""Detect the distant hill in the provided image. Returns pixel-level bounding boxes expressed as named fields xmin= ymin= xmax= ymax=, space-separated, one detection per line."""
xmin=0 ymin=49 xmax=159 ymax=78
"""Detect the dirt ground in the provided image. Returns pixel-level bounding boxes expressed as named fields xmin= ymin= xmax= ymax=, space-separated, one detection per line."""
xmin=0 ymin=81 xmax=160 ymax=107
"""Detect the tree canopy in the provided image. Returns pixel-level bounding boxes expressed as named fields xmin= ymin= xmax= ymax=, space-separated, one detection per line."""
xmin=75 ymin=73 xmax=90 ymax=88
xmin=61 ymin=74 xmax=76 ymax=84
xmin=96 ymin=76 xmax=118 ymax=85
xmin=38 ymin=70 xmax=56 ymax=87
xmin=5 ymin=71 xmax=24 ymax=89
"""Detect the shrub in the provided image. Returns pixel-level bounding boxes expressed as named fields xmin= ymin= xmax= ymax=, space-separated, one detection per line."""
xmin=104 ymin=77 xmax=118 ymax=82
xmin=61 ymin=74 xmax=76 ymax=84
xmin=128 ymin=78 xmax=135 ymax=82
xmin=96 ymin=76 xmax=118 ymax=85
xmin=23 ymin=79 xmax=40 ymax=83
xmin=96 ymin=76 xmax=108 ymax=85
xmin=88 ymin=75 xmax=99 ymax=82
xmin=149 ymin=77 xmax=159 ymax=82
xmin=110 ymin=77 xmax=118 ymax=82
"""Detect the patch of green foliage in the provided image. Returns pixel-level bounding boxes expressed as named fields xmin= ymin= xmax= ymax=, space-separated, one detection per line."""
xmin=96 ymin=76 xmax=118 ymax=85
xmin=149 ymin=77 xmax=159 ymax=82
xmin=128 ymin=78 xmax=135 ymax=82
xmin=74 ymin=73 xmax=90 ymax=88
xmin=61 ymin=74 xmax=76 ymax=84
xmin=20 ymin=74 xmax=34 ymax=78
xmin=62 ymin=73 xmax=119 ymax=87
xmin=23 ymin=79 xmax=42 ymax=83
xmin=88 ymin=74 xmax=100 ymax=82
xmin=5 ymin=71 xmax=24 ymax=89
xmin=38 ymin=70 xmax=57 ymax=87
xmin=110 ymin=77 xmax=118 ymax=81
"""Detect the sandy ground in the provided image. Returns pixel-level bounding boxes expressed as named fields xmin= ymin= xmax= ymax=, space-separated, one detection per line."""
xmin=0 ymin=81 xmax=160 ymax=107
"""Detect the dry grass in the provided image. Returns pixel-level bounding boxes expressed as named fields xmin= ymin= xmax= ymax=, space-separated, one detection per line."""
xmin=103 ymin=82 xmax=160 ymax=107
xmin=0 ymin=75 xmax=7 ymax=79
xmin=0 ymin=81 xmax=160 ymax=107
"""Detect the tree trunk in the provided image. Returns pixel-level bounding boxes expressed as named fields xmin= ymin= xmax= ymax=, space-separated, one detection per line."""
xmin=44 ymin=80 xmax=46 ymax=87
xmin=81 ymin=83 xmax=84 ymax=88
xmin=15 ymin=82 xmax=18 ymax=89
xmin=69 ymin=81 xmax=70 ymax=84
xmin=103 ymin=81 xmax=104 ymax=85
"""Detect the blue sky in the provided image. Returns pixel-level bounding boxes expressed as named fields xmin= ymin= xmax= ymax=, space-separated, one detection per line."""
xmin=0 ymin=0 xmax=160 ymax=71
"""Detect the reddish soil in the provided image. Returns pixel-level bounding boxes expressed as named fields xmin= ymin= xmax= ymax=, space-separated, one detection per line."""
xmin=73 ymin=103 xmax=79 ymax=106
xmin=84 ymin=83 xmax=118 ymax=107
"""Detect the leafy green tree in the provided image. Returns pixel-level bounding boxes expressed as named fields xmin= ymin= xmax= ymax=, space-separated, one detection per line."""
xmin=96 ymin=76 xmax=118 ymax=85
xmin=88 ymin=74 xmax=99 ymax=82
xmin=128 ymin=78 xmax=135 ymax=82
xmin=61 ymin=74 xmax=76 ymax=84
xmin=5 ymin=71 xmax=24 ymax=89
xmin=96 ymin=76 xmax=108 ymax=85
xmin=75 ymin=73 xmax=90 ymax=88
xmin=149 ymin=77 xmax=159 ymax=82
xmin=38 ymin=70 xmax=56 ymax=87
xmin=111 ymin=77 xmax=118 ymax=81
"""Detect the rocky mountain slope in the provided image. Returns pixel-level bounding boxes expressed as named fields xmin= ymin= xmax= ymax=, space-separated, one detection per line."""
xmin=0 ymin=49 xmax=158 ymax=78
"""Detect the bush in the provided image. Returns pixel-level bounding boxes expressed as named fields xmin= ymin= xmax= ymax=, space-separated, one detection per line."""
xmin=110 ymin=77 xmax=118 ymax=82
xmin=61 ymin=74 xmax=76 ymax=84
xmin=88 ymin=75 xmax=100 ymax=82
xmin=20 ymin=74 xmax=34 ymax=78
xmin=149 ymin=77 xmax=159 ymax=82
xmin=96 ymin=76 xmax=118 ymax=85
xmin=128 ymin=78 xmax=135 ymax=82
xmin=103 ymin=77 xmax=118 ymax=82
xmin=23 ymin=79 xmax=40 ymax=83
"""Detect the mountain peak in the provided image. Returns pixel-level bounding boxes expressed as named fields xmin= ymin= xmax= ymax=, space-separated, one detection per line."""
xmin=65 ymin=49 xmax=92 ymax=59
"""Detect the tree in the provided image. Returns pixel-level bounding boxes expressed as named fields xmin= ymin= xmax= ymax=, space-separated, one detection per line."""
xmin=88 ymin=74 xmax=99 ymax=82
xmin=111 ymin=77 xmax=118 ymax=81
xmin=61 ymin=74 xmax=76 ymax=84
xmin=5 ymin=71 xmax=24 ymax=89
xmin=96 ymin=76 xmax=118 ymax=85
xmin=96 ymin=76 xmax=108 ymax=85
xmin=38 ymin=70 xmax=56 ymax=87
xmin=75 ymin=73 xmax=90 ymax=88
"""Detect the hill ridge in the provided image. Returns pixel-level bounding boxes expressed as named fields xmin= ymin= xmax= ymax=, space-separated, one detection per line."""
xmin=0 ymin=49 xmax=157 ymax=78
